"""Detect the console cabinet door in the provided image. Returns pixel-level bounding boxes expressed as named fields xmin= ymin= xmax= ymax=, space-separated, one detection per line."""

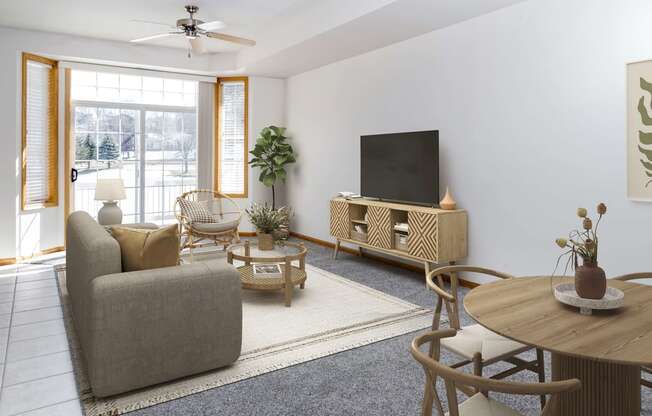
xmin=367 ymin=206 xmax=392 ymax=249
xmin=408 ymin=211 xmax=439 ymax=261
xmin=330 ymin=200 xmax=350 ymax=239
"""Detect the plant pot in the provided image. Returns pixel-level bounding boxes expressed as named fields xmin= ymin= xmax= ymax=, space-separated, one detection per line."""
xmin=258 ymin=233 xmax=274 ymax=250
xmin=575 ymin=260 xmax=606 ymax=299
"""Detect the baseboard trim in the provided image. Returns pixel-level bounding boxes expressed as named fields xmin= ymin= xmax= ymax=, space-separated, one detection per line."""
xmin=0 ymin=245 xmax=65 ymax=266
xmin=289 ymin=232 xmax=478 ymax=289
xmin=290 ymin=231 xmax=360 ymax=256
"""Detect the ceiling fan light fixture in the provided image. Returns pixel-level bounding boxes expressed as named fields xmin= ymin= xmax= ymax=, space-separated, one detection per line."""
xmin=130 ymin=5 xmax=256 ymax=49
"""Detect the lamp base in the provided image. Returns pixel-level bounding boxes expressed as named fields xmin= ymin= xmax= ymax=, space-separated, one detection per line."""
xmin=98 ymin=201 xmax=123 ymax=225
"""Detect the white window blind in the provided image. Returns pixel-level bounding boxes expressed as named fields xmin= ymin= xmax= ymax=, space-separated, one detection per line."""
xmin=219 ymin=80 xmax=246 ymax=195
xmin=24 ymin=58 xmax=56 ymax=208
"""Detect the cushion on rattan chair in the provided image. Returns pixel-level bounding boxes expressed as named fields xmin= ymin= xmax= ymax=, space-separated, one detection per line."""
xmin=177 ymin=197 xmax=213 ymax=223
xmin=441 ymin=324 xmax=528 ymax=362
xmin=192 ymin=213 xmax=240 ymax=233
xmin=446 ymin=392 xmax=522 ymax=416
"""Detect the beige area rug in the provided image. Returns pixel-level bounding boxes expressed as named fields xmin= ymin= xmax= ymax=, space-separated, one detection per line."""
xmin=56 ymin=262 xmax=433 ymax=416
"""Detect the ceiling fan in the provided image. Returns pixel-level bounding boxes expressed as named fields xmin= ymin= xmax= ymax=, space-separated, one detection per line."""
xmin=130 ymin=5 xmax=256 ymax=56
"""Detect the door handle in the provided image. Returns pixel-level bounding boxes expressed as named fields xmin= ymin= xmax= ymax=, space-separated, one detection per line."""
xmin=71 ymin=168 xmax=78 ymax=183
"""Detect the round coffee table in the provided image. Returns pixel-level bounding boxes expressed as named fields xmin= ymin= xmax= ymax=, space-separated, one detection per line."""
xmin=227 ymin=240 xmax=307 ymax=307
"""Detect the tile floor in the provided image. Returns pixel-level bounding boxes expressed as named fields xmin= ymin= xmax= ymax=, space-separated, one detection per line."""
xmin=0 ymin=262 xmax=82 ymax=416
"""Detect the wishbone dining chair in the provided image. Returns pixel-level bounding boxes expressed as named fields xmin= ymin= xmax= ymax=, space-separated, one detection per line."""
xmin=427 ymin=265 xmax=547 ymax=408
xmin=614 ymin=272 xmax=652 ymax=389
xmin=411 ymin=329 xmax=581 ymax=416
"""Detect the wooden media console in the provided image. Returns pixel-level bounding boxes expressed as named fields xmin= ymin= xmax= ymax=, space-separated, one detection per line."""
xmin=329 ymin=197 xmax=468 ymax=281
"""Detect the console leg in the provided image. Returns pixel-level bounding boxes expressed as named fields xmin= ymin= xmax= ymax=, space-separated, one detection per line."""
xmin=333 ymin=239 xmax=341 ymax=260
xmin=424 ymin=261 xmax=431 ymax=289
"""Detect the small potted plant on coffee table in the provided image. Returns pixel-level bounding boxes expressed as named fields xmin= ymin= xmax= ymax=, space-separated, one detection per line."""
xmin=246 ymin=202 xmax=284 ymax=250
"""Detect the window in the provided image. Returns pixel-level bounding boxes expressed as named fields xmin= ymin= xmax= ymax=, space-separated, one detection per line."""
xmin=22 ymin=53 xmax=58 ymax=210
xmin=70 ymin=70 xmax=198 ymax=224
xmin=71 ymin=71 xmax=196 ymax=106
xmin=216 ymin=77 xmax=248 ymax=197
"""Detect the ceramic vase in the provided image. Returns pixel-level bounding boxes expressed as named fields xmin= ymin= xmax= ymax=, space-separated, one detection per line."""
xmin=439 ymin=187 xmax=457 ymax=210
xmin=575 ymin=259 xmax=606 ymax=299
xmin=258 ymin=233 xmax=274 ymax=250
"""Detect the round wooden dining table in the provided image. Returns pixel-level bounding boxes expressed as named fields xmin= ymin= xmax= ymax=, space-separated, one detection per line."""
xmin=464 ymin=276 xmax=652 ymax=416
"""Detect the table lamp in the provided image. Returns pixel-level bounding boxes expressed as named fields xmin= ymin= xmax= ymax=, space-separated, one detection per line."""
xmin=95 ymin=178 xmax=126 ymax=225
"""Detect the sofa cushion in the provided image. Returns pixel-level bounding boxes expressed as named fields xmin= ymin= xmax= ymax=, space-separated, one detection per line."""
xmin=111 ymin=224 xmax=180 ymax=272
xmin=177 ymin=197 xmax=214 ymax=223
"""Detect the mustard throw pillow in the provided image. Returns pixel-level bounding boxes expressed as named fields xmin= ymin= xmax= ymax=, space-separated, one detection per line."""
xmin=111 ymin=225 xmax=180 ymax=272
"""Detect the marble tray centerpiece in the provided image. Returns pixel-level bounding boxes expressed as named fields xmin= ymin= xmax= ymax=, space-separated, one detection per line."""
xmin=553 ymin=283 xmax=624 ymax=315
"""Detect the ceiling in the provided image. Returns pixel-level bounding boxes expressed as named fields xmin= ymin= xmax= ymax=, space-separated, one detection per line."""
xmin=0 ymin=0 xmax=528 ymax=77
xmin=241 ymin=0 xmax=529 ymax=77
xmin=0 ymin=0 xmax=308 ymax=53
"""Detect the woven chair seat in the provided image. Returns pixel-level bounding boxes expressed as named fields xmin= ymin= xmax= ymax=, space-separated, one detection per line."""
xmin=446 ymin=392 xmax=523 ymax=416
xmin=441 ymin=324 xmax=529 ymax=363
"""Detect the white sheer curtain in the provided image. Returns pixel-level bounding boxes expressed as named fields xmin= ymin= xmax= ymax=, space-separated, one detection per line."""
xmin=197 ymin=81 xmax=215 ymax=190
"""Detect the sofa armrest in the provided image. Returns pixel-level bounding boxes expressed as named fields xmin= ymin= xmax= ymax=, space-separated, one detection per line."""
xmin=86 ymin=260 xmax=242 ymax=397
xmin=66 ymin=211 xmax=122 ymax=352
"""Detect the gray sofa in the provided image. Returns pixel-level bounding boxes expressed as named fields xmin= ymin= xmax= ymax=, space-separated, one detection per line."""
xmin=65 ymin=211 xmax=242 ymax=397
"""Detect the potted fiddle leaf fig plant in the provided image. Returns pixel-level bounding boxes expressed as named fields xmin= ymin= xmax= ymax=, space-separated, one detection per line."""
xmin=249 ymin=126 xmax=296 ymax=210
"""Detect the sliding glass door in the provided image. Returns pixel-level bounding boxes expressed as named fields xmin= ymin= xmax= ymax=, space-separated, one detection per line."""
xmin=73 ymin=105 xmax=141 ymax=223
xmin=143 ymin=110 xmax=197 ymax=224
xmin=70 ymin=70 xmax=197 ymax=224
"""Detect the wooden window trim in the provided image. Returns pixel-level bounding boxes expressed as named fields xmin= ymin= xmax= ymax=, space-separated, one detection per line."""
xmin=21 ymin=52 xmax=59 ymax=211
xmin=64 ymin=68 xmax=72 ymax=237
xmin=215 ymin=76 xmax=249 ymax=198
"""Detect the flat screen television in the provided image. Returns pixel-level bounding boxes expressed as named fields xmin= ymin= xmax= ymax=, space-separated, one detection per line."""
xmin=360 ymin=130 xmax=439 ymax=205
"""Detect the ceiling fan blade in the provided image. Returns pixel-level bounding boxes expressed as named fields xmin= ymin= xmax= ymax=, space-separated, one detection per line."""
xmin=130 ymin=19 xmax=176 ymax=29
xmin=130 ymin=33 xmax=175 ymax=43
xmin=189 ymin=37 xmax=206 ymax=55
xmin=198 ymin=20 xmax=225 ymax=31
xmin=205 ymin=32 xmax=256 ymax=46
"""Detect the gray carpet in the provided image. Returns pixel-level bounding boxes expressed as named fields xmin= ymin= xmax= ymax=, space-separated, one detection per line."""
xmin=130 ymin=239 xmax=652 ymax=416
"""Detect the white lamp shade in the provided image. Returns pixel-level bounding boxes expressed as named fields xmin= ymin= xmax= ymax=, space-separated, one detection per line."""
xmin=95 ymin=179 xmax=126 ymax=201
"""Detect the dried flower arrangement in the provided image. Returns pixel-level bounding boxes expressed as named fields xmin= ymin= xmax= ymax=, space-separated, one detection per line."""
xmin=553 ymin=203 xmax=608 ymax=299
xmin=554 ymin=203 xmax=607 ymax=272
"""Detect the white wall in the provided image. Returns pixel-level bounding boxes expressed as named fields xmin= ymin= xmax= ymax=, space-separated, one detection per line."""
xmin=285 ymin=0 xmax=652 ymax=280
xmin=0 ymin=26 xmax=283 ymax=257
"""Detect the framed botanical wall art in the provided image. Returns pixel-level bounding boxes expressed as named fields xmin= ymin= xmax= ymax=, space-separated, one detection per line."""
xmin=627 ymin=59 xmax=652 ymax=201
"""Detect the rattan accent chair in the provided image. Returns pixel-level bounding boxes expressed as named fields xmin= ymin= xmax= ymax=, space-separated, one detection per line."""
xmin=411 ymin=329 xmax=581 ymax=416
xmin=614 ymin=272 xmax=652 ymax=389
xmin=175 ymin=189 xmax=242 ymax=255
xmin=427 ymin=266 xmax=547 ymax=408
